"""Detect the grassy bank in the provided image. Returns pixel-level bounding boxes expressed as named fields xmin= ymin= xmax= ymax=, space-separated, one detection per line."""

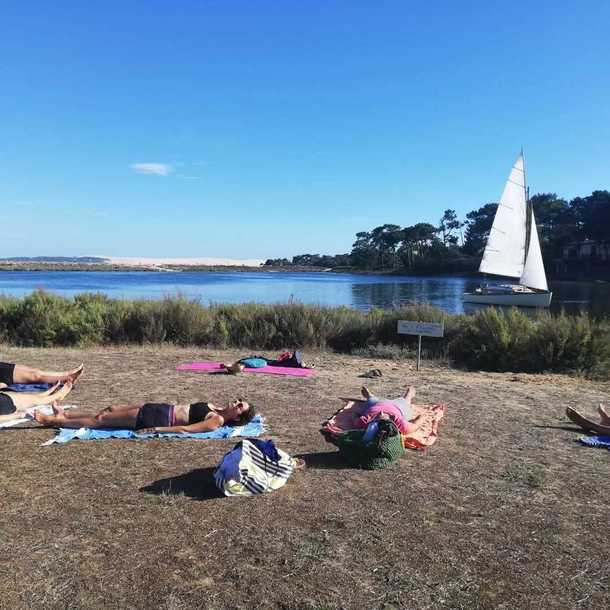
xmin=0 ymin=290 xmax=608 ymax=376
xmin=2 ymin=345 xmax=610 ymax=609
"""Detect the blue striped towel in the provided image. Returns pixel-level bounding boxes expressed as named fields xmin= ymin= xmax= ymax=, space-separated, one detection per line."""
xmin=578 ymin=435 xmax=610 ymax=449
xmin=41 ymin=415 xmax=266 ymax=446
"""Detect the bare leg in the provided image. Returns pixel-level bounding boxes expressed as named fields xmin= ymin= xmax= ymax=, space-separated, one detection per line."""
xmin=598 ymin=403 xmax=610 ymax=426
xmin=566 ymin=406 xmax=610 ymax=435
xmin=361 ymin=386 xmax=372 ymax=400
xmin=54 ymin=403 xmax=140 ymax=420
xmin=2 ymin=382 xmax=73 ymax=411
xmin=12 ymin=363 xmax=84 ymax=385
xmin=35 ymin=405 xmax=141 ymax=429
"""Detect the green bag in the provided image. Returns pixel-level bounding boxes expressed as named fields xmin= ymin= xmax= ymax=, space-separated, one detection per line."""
xmin=330 ymin=419 xmax=405 ymax=470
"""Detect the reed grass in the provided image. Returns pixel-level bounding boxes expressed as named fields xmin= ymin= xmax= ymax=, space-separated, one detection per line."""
xmin=0 ymin=290 xmax=608 ymax=376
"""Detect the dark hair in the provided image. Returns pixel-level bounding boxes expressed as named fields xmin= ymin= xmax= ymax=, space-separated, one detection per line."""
xmin=231 ymin=401 xmax=256 ymax=427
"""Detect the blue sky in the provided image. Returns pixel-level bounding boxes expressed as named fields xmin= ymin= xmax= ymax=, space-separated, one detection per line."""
xmin=1 ymin=1 xmax=609 ymax=259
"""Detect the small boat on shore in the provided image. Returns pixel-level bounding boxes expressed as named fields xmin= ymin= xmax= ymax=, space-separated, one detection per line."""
xmin=463 ymin=152 xmax=552 ymax=308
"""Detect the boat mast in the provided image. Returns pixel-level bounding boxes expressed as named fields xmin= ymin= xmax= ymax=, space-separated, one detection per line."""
xmin=521 ymin=147 xmax=531 ymax=269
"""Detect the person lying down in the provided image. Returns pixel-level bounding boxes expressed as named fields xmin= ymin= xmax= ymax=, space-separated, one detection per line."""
xmin=34 ymin=397 xmax=256 ymax=434
xmin=328 ymin=385 xmax=428 ymax=435
xmin=0 ymin=382 xmax=74 ymax=424
xmin=222 ymin=350 xmax=312 ymax=374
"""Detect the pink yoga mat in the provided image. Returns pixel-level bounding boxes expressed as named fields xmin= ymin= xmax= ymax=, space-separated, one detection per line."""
xmin=177 ymin=361 xmax=316 ymax=377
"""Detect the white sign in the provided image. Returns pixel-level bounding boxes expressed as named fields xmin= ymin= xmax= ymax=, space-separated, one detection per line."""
xmin=397 ymin=320 xmax=444 ymax=338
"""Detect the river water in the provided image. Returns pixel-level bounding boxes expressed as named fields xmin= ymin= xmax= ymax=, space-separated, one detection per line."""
xmin=0 ymin=271 xmax=607 ymax=316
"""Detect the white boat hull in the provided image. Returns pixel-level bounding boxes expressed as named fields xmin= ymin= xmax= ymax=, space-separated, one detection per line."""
xmin=463 ymin=291 xmax=552 ymax=307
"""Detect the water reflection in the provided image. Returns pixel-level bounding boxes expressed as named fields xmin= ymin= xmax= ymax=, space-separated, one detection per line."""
xmin=0 ymin=271 xmax=607 ymax=317
xmin=351 ymin=275 xmax=610 ymax=317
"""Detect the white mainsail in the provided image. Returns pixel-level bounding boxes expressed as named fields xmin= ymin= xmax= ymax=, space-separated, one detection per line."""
xmin=520 ymin=207 xmax=548 ymax=291
xmin=478 ymin=154 xmax=527 ymax=279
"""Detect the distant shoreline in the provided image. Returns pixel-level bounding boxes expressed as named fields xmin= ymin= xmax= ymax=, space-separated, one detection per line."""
xmin=0 ymin=262 xmax=605 ymax=283
xmin=0 ymin=262 xmax=326 ymax=273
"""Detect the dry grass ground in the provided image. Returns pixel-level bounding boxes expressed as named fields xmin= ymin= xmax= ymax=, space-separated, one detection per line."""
xmin=1 ymin=344 xmax=609 ymax=610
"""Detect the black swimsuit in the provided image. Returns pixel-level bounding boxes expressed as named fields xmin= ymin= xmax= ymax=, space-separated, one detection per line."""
xmin=0 ymin=393 xmax=16 ymax=415
xmin=189 ymin=402 xmax=212 ymax=425
xmin=0 ymin=362 xmax=16 ymax=385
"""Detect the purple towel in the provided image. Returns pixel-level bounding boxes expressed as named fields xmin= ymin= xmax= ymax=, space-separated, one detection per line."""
xmin=177 ymin=361 xmax=315 ymax=377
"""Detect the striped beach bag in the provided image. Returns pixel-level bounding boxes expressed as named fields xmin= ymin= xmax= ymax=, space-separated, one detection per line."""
xmin=214 ymin=439 xmax=296 ymax=496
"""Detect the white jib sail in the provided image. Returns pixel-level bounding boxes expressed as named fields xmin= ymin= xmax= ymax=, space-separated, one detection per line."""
xmin=479 ymin=153 xmax=527 ymax=279
xmin=520 ymin=207 xmax=548 ymax=291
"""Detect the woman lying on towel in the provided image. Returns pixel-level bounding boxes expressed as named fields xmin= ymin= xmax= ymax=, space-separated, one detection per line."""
xmin=221 ymin=350 xmax=312 ymax=374
xmin=566 ymin=403 xmax=610 ymax=435
xmin=325 ymin=386 xmax=428 ymax=435
xmin=0 ymin=361 xmax=83 ymax=389
xmin=34 ymin=397 xmax=256 ymax=434
xmin=0 ymin=382 xmax=74 ymax=423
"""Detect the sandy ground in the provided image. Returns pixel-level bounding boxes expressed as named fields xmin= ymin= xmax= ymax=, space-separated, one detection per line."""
xmin=1 ymin=345 xmax=609 ymax=610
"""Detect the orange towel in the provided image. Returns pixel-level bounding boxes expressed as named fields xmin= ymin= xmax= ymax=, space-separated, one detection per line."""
xmin=402 ymin=403 xmax=446 ymax=450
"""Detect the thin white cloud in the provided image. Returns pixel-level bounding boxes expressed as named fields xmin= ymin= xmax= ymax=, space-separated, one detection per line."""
xmin=176 ymin=175 xmax=200 ymax=180
xmin=130 ymin=163 xmax=172 ymax=176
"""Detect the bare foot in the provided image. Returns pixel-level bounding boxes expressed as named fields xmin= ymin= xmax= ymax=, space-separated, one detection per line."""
xmin=65 ymin=364 xmax=84 ymax=384
xmin=598 ymin=403 xmax=610 ymax=425
xmin=227 ymin=363 xmax=245 ymax=375
xmin=49 ymin=381 xmax=73 ymax=401
xmin=51 ymin=401 xmax=65 ymax=417
xmin=361 ymin=386 xmax=372 ymax=400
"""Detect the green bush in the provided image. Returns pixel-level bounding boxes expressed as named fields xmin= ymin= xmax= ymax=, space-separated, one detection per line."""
xmin=0 ymin=291 xmax=607 ymax=376
xmin=448 ymin=307 xmax=533 ymax=370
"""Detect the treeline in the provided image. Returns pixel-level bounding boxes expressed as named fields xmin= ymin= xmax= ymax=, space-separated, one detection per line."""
xmin=265 ymin=190 xmax=610 ymax=273
xmin=0 ymin=291 xmax=608 ymax=377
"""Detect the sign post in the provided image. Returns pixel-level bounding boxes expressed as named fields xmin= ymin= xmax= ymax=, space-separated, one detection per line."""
xmin=397 ymin=320 xmax=444 ymax=371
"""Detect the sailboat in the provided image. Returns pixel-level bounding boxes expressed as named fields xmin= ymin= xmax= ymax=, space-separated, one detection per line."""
xmin=463 ymin=152 xmax=552 ymax=308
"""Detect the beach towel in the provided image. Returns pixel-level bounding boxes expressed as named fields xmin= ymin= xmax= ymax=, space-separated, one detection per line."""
xmin=40 ymin=414 xmax=266 ymax=446
xmin=0 ymin=404 xmax=75 ymax=429
xmin=177 ymin=361 xmax=315 ymax=377
xmin=321 ymin=400 xmax=446 ymax=451
xmin=402 ymin=403 xmax=446 ymax=450
xmin=578 ymin=435 xmax=610 ymax=450
xmin=4 ymin=383 xmax=53 ymax=392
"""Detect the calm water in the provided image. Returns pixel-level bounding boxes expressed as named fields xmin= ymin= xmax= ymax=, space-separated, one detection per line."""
xmin=0 ymin=271 xmax=608 ymax=316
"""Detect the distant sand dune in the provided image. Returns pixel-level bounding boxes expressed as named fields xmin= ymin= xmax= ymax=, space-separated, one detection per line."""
xmin=102 ymin=256 xmax=264 ymax=267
